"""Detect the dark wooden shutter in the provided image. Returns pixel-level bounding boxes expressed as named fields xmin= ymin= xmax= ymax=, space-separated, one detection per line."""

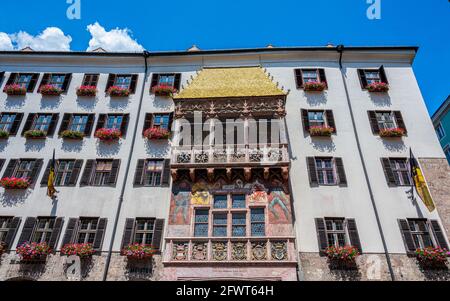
xmin=3 ymin=217 xmax=21 ymax=249
xmin=307 ymin=157 xmax=318 ymax=186
xmin=394 ymin=111 xmax=407 ymax=134
xmin=9 ymin=113 xmax=24 ymax=136
xmin=0 ymin=159 xmax=4 ymax=173
xmin=143 ymin=113 xmax=153 ymax=134
xmin=169 ymin=112 xmax=174 ymax=131
xmin=80 ymin=160 xmax=95 ymax=186
xmin=129 ymin=74 xmax=138 ymax=94
xmin=315 ymin=218 xmax=328 ymax=254
xmin=47 ymin=113 xmax=59 ymax=136
xmin=58 ymin=113 xmax=71 ymax=135
xmin=17 ymin=217 xmax=37 ymax=246
xmin=39 ymin=73 xmax=51 ymax=89
xmin=301 ymin=109 xmax=310 ymax=133
xmin=61 ymin=218 xmax=78 ymax=247
xmin=28 ymin=159 xmax=43 ymax=185
xmin=152 ymin=219 xmax=165 ymax=252
xmin=398 ymin=219 xmax=416 ymax=255
xmin=121 ymin=218 xmax=135 ymax=249
xmin=84 ymin=114 xmax=95 ymax=136
xmin=430 ymin=220 xmax=449 ymax=250
xmin=325 ymin=110 xmax=336 ymax=133
xmin=2 ymin=159 xmax=18 ymax=178
xmin=161 ymin=159 xmax=171 ymax=186
xmin=4 ymin=73 xmax=18 ymax=89
xmin=61 ymin=73 xmax=72 ymax=92
xmin=379 ymin=65 xmax=388 ymax=84
xmin=105 ymin=74 xmax=116 ymax=92
xmin=67 ymin=160 xmax=83 ymax=186
xmin=294 ymin=69 xmax=303 ymax=89
xmin=381 ymin=158 xmax=396 ymax=186
xmin=134 ymin=160 xmax=145 ymax=186
xmin=335 ymin=158 xmax=347 ymax=185
xmin=174 ymin=73 xmax=181 ymax=91
xmin=95 ymin=114 xmax=106 ymax=131
xmin=358 ymin=69 xmax=368 ymax=89
xmin=120 ymin=114 xmax=129 ymax=136
xmin=27 ymin=73 xmax=40 ymax=92
xmin=0 ymin=72 xmax=4 ymax=84
xmin=107 ymin=160 xmax=121 ymax=186
xmin=150 ymin=74 xmax=159 ymax=91
xmin=40 ymin=160 xmax=52 ymax=186
xmin=48 ymin=217 xmax=64 ymax=250
xmin=346 ymin=219 xmax=362 ymax=253
xmin=93 ymin=218 xmax=107 ymax=251
xmin=21 ymin=113 xmax=35 ymax=136
xmin=318 ymin=68 xmax=327 ymax=87
xmin=368 ymin=111 xmax=380 ymax=134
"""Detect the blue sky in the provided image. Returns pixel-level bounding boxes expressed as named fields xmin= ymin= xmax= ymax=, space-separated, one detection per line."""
xmin=0 ymin=0 xmax=448 ymax=115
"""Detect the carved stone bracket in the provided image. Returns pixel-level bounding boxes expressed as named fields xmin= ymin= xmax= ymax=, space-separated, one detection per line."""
xmin=207 ymin=168 xmax=214 ymax=182
xmin=171 ymin=169 xmax=178 ymax=182
xmin=244 ymin=168 xmax=252 ymax=181
xmin=189 ymin=168 xmax=196 ymax=182
xmin=281 ymin=166 xmax=289 ymax=181
xmin=263 ymin=168 xmax=270 ymax=180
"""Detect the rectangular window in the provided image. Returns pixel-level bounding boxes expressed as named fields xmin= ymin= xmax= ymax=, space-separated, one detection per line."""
xmin=436 ymin=123 xmax=446 ymax=140
xmin=390 ymin=158 xmax=412 ymax=186
xmin=55 ymin=160 xmax=76 ymax=186
xmin=194 ymin=209 xmax=209 ymax=237
xmin=93 ymin=160 xmax=113 ymax=186
xmin=315 ymin=158 xmax=336 ymax=185
xmin=232 ymin=195 xmax=246 ymax=209
xmin=444 ymin=145 xmax=450 ymax=163
xmin=143 ymin=160 xmax=163 ymax=186
xmin=13 ymin=160 xmax=36 ymax=178
xmin=308 ymin=111 xmax=326 ymax=127
xmin=325 ymin=218 xmax=347 ymax=247
xmin=158 ymin=74 xmax=175 ymax=87
xmin=232 ymin=213 xmax=246 ymax=237
xmin=213 ymin=213 xmax=227 ymax=237
xmin=14 ymin=74 xmax=33 ymax=89
xmin=302 ymin=69 xmax=319 ymax=83
xmin=0 ymin=114 xmax=16 ymax=132
xmin=49 ymin=74 xmax=66 ymax=89
xmin=32 ymin=218 xmax=55 ymax=244
xmin=114 ymin=75 xmax=132 ymax=89
xmin=376 ymin=112 xmax=396 ymax=130
xmin=69 ymin=115 xmax=88 ymax=132
xmin=106 ymin=115 xmax=123 ymax=130
xmin=213 ymin=195 xmax=228 ymax=209
xmin=153 ymin=114 xmax=170 ymax=130
xmin=133 ymin=219 xmax=155 ymax=245
xmin=408 ymin=219 xmax=434 ymax=249
xmin=251 ymin=208 xmax=265 ymax=237
xmin=32 ymin=114 xmax=53 ymax=132
xmin=76 ymin=218 xmax=98 ymax=244
xmin=0 ymin=217 xmax=12 ymax=243
xmin=364 ymin=70 xmax=381 ymax=85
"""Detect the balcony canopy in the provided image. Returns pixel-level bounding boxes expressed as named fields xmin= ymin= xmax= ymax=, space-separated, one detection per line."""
xmin=174 ymin=66 xmax=287 ymax=99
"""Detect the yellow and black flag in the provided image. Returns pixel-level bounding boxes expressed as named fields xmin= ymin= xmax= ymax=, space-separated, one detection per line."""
xmin=47 ymin=149 xmax=57 ymax=198
xmin=410 ymin=148 xmax=435 ymax=212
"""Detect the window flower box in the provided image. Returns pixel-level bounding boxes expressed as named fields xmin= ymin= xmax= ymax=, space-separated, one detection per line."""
xmin=379 ymin=127 xmax=405 ymax=138
xmin=0 ymin=177 xmax=30 ymax=189
xmin=415 ymin=247 xmax=449 ymax=269
xmin=16 ymin=242 xmax=51 ymax=262
xmin=61 ymin=243 xmax=95 ymax=259
xmin=107 ymin=86 xmax=130 ymax=97
xmin=309 ymin=126 xmax=335 ymax=137
xmin=367 ymin=82 xmax=389 ymax=92
xmin=143 ymin=127 xmax=171 ymax=140
xmin=303 ymin=81 xmax=327 ymax=92
xmin=325 ymin=245 xmax=360 ymax=267
xmin=0 ymin=130 xmax=9 ymax=139
xmin=151 ymin=84 xmax=177 ymax=97
xmin=39 ymin=84 xmax=63 ymax=96
xmin=121 ymin=243 xmax=155 ymax=260
xmin=60 ymin=130 xmax=85 ymax=140
xmin=95 ymin=128 xmax=121 ymax=141
xmin=24 ymin=129 xmax=46 ymax=139
xmin=4 ymin=84 xmax=26 ymax=96
xmin=76 ymin=86 xmax=97 ymax=97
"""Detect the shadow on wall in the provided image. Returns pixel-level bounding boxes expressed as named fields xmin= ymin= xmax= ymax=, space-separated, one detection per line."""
xmin=5 ymin=96 xmax=26 ymax=109
xmin=61 ymin=139 xmax=85 ymax=153
xmin=40 ymin=96 xmax=62 ymax=110
xmin=0 ymin=140 xmax=9 ymax=152
xmin=144 ymin=140 xmax=171 ymax=157
xmin=368 ymin=92 xmax=392 ymax=107
xmin=76 ymin=96 xmax=98 ymax=111
xmin=153 ymin=96 xmax=174 ymax=111
xmin=108 ymin=98 xmax=130 ymax=111
xmin=96 ymin=140 xmax=122 ymax=157
xmin=419 ymin=266 xmax=450 ymax=281
xmin=25 ymin=139 xmax=46 ymax=152
xmin=310 ymin=137 xmax=336 ymax=152
xmin=304 ymin=91 xmax=328 ymax=107
xmin=0 ymin=189 xmax=31 ymax=207
xmin=381 ymin=138 xmax=407 ymax=153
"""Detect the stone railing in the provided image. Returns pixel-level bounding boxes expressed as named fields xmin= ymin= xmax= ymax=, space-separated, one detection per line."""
xmin=171 ymin=144 xmax=289 ymax=166
xmin=164 ymin=237 xmax=296 ymax=263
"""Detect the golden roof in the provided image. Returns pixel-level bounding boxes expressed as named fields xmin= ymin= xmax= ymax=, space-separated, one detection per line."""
xmin=174 ymin=66 xmax=286 ymax=99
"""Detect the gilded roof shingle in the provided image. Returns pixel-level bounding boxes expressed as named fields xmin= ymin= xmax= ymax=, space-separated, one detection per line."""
xmin=174 ymin=67 xmax=286 ymax=99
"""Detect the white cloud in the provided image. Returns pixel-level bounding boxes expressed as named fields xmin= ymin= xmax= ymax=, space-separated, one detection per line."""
xmin=0 ymin=27 xmax=72 ymax=51
xmin=86 ymin=22 xmax=144 ymax=52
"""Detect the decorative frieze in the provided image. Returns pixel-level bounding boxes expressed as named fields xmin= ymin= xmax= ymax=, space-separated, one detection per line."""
xmin=172 ymin=242 xmax=188 ymax=261
xmin=251 ymin=242 xmax=267 ymax=261
xmin=192 ymin=243 xmax=208 ymax=261
xmin=212 ymin=242 xmax=228 ymax=261
xmin=271 ymin=241 xmax=288 ymax=261
xmin=231 ymin=242 xmax=247 ymax=261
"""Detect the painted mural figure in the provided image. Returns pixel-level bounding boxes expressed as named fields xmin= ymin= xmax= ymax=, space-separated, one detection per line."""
xmin=268 ymin=190 xmax=291 ymax=223
xmin=170 ymin=191 xmax=190 ymax=224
